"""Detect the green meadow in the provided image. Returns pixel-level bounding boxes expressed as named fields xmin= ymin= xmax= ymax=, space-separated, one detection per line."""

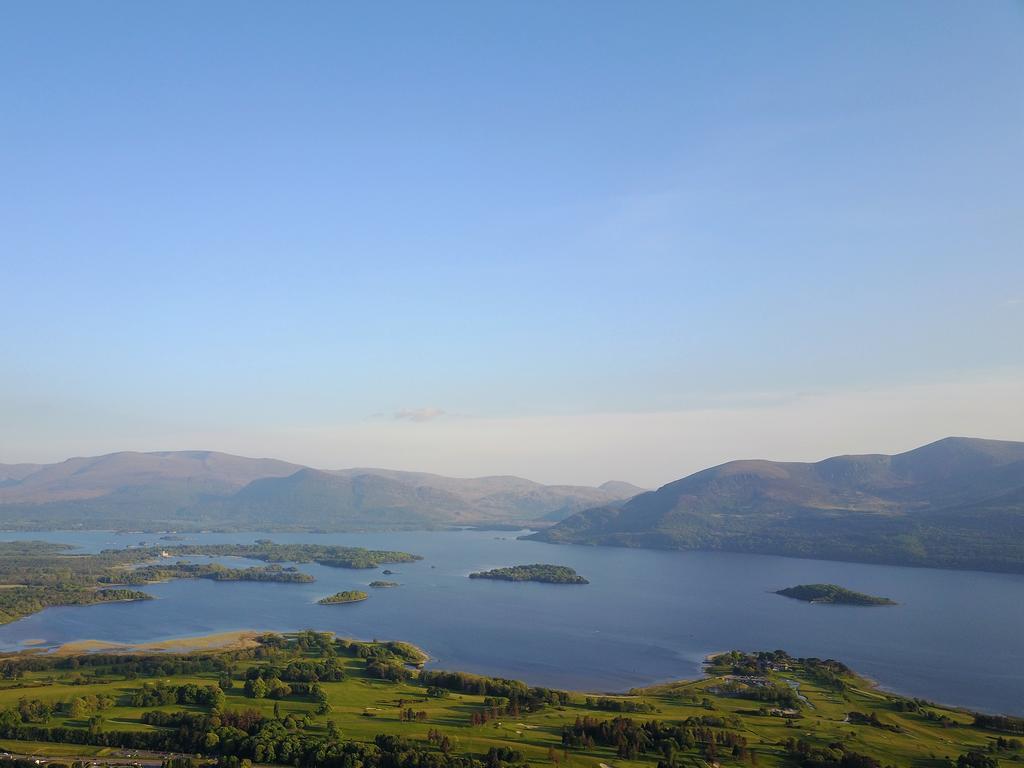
xmin=0 ymin=635 xmax=1019 ymax=768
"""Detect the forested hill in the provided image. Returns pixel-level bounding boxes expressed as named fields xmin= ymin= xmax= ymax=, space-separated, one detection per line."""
xmin=0 ymin=451 xmax=642 ymax=531
xmin=527 ymin=437 xmax=1024 ymax=573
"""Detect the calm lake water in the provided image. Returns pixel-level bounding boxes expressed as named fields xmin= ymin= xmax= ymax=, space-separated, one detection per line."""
xmin=0 ymin=530 xmax=1021 ymax=715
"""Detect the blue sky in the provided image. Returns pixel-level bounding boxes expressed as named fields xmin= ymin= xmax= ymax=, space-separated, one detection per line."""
xmin=2 ymin=1 xmax=1022 ymax=484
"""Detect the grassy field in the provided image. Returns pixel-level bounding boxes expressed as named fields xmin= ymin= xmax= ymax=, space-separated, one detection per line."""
xmin=0 ymin=635 xmax=1020 ymax=767
xmin=0 ymin=739 xmax=112 ymax=757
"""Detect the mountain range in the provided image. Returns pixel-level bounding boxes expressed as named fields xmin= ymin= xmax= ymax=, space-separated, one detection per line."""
xmin=527 ymin=437 xmax=1024 ymax=573
xmin=3 ymin=438 xmax=1022 ymax=573
xmin=0 ymin=451 xmax=644 ymax=531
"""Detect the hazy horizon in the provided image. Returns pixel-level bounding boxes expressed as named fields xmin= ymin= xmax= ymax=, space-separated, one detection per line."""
xmin=5 ymin=370 xmax=1022 ymax=488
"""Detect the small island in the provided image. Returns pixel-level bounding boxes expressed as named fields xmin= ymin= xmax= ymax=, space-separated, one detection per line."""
xmin=317 ymin=590 xmax=369 ymax=605
xmin=775 ymin=584 xmax=896 ymax=606
xmin=468 ymin=564 xmax=589 ymax=584
xmin=369 ymin=580 xmax=399 ymax=588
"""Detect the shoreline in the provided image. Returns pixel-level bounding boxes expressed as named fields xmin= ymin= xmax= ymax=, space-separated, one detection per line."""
xmin=0 ymin=629 xmax=1017 ymax=716
xmin=6 ymin=630 xmax=434 ymax=667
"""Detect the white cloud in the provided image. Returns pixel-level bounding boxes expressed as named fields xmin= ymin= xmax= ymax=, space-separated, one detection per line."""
xmin=393 ymin=407 xmax=446 ymax=422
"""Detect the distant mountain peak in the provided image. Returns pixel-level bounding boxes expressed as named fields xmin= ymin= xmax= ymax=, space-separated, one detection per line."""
xmin=0 ymin=449 xmax=633 ymax=530
xmin=598 ymin=480 xmax=646 ymax=497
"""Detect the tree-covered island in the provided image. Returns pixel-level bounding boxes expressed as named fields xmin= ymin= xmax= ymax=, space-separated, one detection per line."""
xmin=775 ymin=583 xmax=896 ymax=605
xmin=317 ymin=590 xmax=369 ymax=605
xmin=369 ymin=580 xmax=399 ymax=588
xmin=468 ymin=564 xmax=589 ymax=584
xmin=0 ymin=540 xmax=420 ymax=624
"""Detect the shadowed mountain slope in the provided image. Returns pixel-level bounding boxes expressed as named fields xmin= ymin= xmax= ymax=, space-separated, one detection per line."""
xmin=527 ymin=437 xmax=1024 ymax=573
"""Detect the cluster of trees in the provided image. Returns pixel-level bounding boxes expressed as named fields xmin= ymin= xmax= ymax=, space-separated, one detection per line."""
xmin=238 ymin=670 xmax=329 ymax=712
xmin=347 ymin=640 xmax=425 ymax=665
xmin=426 ymin=728 xmax=456 ymax=754
xmin=278 ymin=658 xmax=347 ymax=683
xmin=349 ymin=640 xmax=428 ymax=683
xmin=888 ymin=698 xmax=955 ymax=728
xmin=467 ymin=564 xmax=588 ymax=584
xmin=400 ymin=707 xmax=428 ymax=722
xmin=800 ymin=658 xmax=853 ymax=691
xmin=709 ymin=680 xmax=800 ymax=708
xmin=365 ymin=658 xmax=410 ymax=683
xmin=142 ymin=710 xmax=213 ymax=728
xmin=291 ymin=630 xmax=337 ymax=652
xmin=419 ymin=670 xmax=569 ymax=710
xmin=846 ymin=711 xmax=903 ymax=733
xmin=955 ymin=752 xmax=999 ymax=768
xmin=973 ymin=713 xmax=1024 ymax=734
xmin=8 ymin=697 xmax=54 ymax=724
xmin=584 ymin=696 xmax=657 ymax=713
xmin=246 ymin=657 xmax=346 ymax=683
xmin=993 ymin=736 xmax=1023 ymax=751
xmin=784 ymin=738 xmax=881 ymax=768
xmin=67 ymin=694 xmax=115 ymax=720
xmin=129 ymin=682 xmax=225 ymax=708
xmin=710 ymin=650 xmax=792 ymax=675
xmin=468 ymin=701 xmax=510 ymax=727
xmin=243 ymin=676 xmax=293 ymax=699
xmin=562 ymin=715 xmax=748 ymax=762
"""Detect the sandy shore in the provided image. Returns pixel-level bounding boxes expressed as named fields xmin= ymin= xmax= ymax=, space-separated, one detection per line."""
xmin=53 ymin=629 xmax=264 ymax=655
xmin=50 ymin=630 xmax=432 ymax=664
xmin=702 ymin=649 xmax=729 ymax=662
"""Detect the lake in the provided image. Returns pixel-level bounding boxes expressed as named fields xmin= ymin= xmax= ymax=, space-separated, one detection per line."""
xmin=0 ymin=529 xmax=1021 ymax=715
